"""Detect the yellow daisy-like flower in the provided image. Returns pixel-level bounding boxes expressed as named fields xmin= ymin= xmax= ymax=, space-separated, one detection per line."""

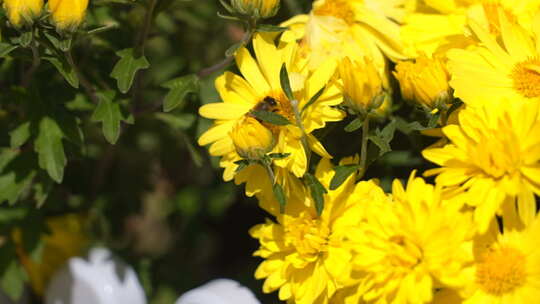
xmin=347 ymin=173 xmax=474 ymax=304
xmin=423 ymin=102 xmax=540 ymax=233
xmin=402 ymin=1 xmax=540 ymax=57
xmin=48 ymin=0 xmax=89 ymax=31
xmin=447 ymin=5 xmax=540 ymax=107
xmin=250 ymin=158 xmax=388 ymax=304
xmin=13 ymin=214 xmax=89 ymax=295
xmin=280 ymin=0 xmax=409 ymax=75
xmin=198 ymin=33 xmax=344 ymax=196
xmin=462 ymin=214 xmax=540 ymax=303
xmin=3 ymin=0 xmax=43 ymax=28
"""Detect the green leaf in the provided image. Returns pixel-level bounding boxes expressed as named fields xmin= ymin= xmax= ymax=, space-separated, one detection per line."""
xmin=279 ymin=64 xmax=295 ymax=101
xmin=0 ymin=43 xmax=18 ymax=57
xmin=234 ymin=159 xmax=251 ymax=173
xmin=10 ymin=122 xmax=31 ymax=148
xmin=301 ymin=85 xmax=325 ymax=115
xmin=256 ymin=24 xmax=289 ymax=32
xmin=0 ymin=150 xmax=37 ymax=205
xmin=155 ymin=113 xmax=196 ymax=130
xmin=0 ymin=243 xmax=27 ymax=301
xmin=428 ymin=112 xmax=441 ymax=128
xmin=304 ymin=173 xmax=327 ymax=216
xmin=91 ymin=91 xmax=128 ymax=144
xmin=368 ymin=120 xmax=397 ymax=157
xmin=19 ymin=31 xmax=32 ymax=47
xmin=250 ymin=110 xmax=290 ymax=126
xmin=329 ymin=164 xmax=361 ymax=190
xmin=162 ymin=74 xmax=199 ymax=112
xmin=110 ymin=48 xmax=150 ymax=94
xmin=43 ymin=55 xmax=79 ymax=88
xmin=225 ymin=42 xmax=243 ymax=57
xmin=344 ymin=117 xmax=363 ymax=132
xmin=394 ymin=117 xmax=427 ymax=135
xmin=272 ymin=183 xmax=287 ymax=213
xmin=34 ymin=117 xmax=67 ymax=183
xmin=268 ymin=153 xmax=290 ymax=160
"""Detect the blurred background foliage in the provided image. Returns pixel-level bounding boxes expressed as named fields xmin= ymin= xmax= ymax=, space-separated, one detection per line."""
xmin=0 ymin=0 xmax=435 ymax=303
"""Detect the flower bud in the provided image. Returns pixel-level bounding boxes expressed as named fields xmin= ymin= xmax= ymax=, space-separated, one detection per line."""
xmin=48 ymin=0 xmax=89 ymax=32
xmin=231 ymin=0 xmax=280 ymax=19
xmin=338 ymin=56 xmax=384 ymax=114
xmin=394 ymin=55 xmax=452 ymax=111
xmin=230 ymin=116 xmax=275 ymax=160
xmin=3 ymin=0 xmax=44 ymax=28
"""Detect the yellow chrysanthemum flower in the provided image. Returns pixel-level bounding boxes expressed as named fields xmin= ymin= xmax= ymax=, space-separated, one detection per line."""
xmin=402 ymin=1 xmax=540 ymax=57
xmin=280 ymin=0 xmax=409 ymax=74
xmin=230 ymin=116 xmax=276 ymax=160
xmin=345 ymin=173 xmax=474 ymax=304
xmin=13 ymin=214 xmax=89 ymax=295
xmin=48 ymin=0 xmax=89 ymax=31
xmin=338 ymin=56 xmax=384 ymax=114
xmin=462 ymin=214 xmax=540 ymax=303
xmin=250 ymin=158 xmax=388 ymax=304
xmin=198 ymin=33 xmax=344 ymax=196
xmin=423 ymin=102 xmax=540 ymax=233
xmin=394 ymin=54 xmax=452 ymax=111
xmin=447 ymin=5 xmax=540 ymax=107
xmin=3 ymin=0 xmax=43 ymax=28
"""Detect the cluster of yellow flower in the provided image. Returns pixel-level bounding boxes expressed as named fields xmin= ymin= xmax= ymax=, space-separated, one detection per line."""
xmin=199 ymin=0 xmax=540 ymax=303
xmin=3 ymin=0 xmax=88 ymax=31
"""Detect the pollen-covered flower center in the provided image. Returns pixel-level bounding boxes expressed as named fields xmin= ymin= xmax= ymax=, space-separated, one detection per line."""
xmin=313 ymin=0 xmax=355 ymax=25
xmin=476 ymin=246 xmax=526 ymax=295
xmin=387 ymin=234 xmax=423 ymax=268
xmin=511 ymin=58 xmax=540 ymax=98
xmin=284 ymin=214 xmax=330 ymax=258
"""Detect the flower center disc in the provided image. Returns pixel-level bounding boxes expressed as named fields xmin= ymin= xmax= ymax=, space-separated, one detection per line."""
xmin=511 ymin=58 xmax=540 ymax=98
xmin=476 ymin=246 xmax=526 ymax=295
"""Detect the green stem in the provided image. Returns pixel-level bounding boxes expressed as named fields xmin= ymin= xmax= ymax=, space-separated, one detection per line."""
xmin=197 ymin=18 xmax=256 ymax=78
xmin=66 ymin=50 xmax=99 ymax=104
xmin=358 ymin=116 xmax=370 ymax=179
xmin=261 ymin=158 xmax=276 ymax=184
xmin=22 ymin=38 xmax=41 ymax=88
xmin=291 ymin=99 xmax=311 ymax=167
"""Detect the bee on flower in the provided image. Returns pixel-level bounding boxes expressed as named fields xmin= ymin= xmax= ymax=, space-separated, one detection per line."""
xmin=198 ymin=33 xmax=344 ymax=199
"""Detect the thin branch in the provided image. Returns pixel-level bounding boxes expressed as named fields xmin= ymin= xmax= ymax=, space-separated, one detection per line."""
xmin=22 ymin=40 xmax=41 ymax=88
xmin=65 ymin=50 xmax=99 ymax=104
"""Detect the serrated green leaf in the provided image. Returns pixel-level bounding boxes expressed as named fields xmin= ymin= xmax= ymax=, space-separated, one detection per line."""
xmin=91 ymin=91 xmax=128 ymax=144
xmin=110 ymin=48 xmax=150 ymax=94
xmin=344 ymin=117 xmax=363 ymax=132
xmin=34 ymin=117 xmax=67 ymax=183
xmin=273 ymin=183 xmax=287 ymax=213
xmin=0 ymin=150 xmax=37 ymax=205
xmin=0 ymin=43 xmax=18 ymax=57
xmin=394 ymin=117 xmax=426 ymax=135
xmin=256 ymin=24 xmax=289 ymax=32
xmin=250 ymin=110 xmax=290 ymax=126
xmin=43 ymin=55 xmax=79 ymax=88
xmin=162 ymin=74 xmax=199 ymax=112
xmin=329 ymin=164 xmax=361 ymax=190
xmin=10 ymin=122 xmax=31 ymax=148
xmin=279 ymin=64 xmax=294 ymax=101
xmin=305 ymin=173 xmax=327 ymax=216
